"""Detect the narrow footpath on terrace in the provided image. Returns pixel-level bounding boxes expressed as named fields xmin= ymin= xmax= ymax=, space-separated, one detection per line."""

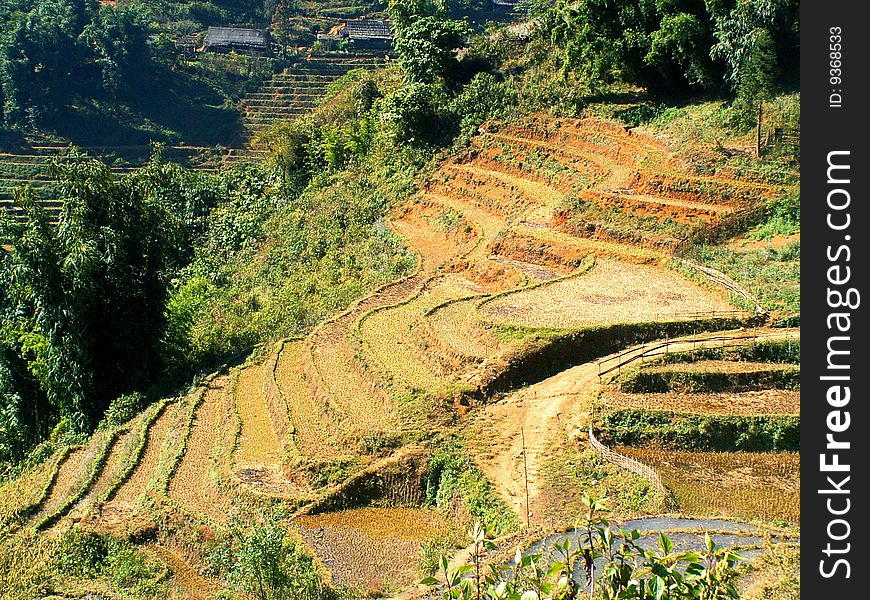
xmin=467 ymin=327 xmax=800 ymax=523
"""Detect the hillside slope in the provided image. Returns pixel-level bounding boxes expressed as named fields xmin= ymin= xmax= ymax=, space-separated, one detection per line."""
xmin=0 ymin=115 xmax=798 ymax=597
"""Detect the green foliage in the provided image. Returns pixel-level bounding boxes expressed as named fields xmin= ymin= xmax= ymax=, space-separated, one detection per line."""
xmin=207 ymin=521 xmax=335 ymax=600
xmin=425 ymin=442 xmax=519 ymax=534
xmin=389 ymin=0 xmax=470 ymax=84
xmin=379 ymin=80 xmax=457 ymax=146
xmin=0 ymin=0 xmax=152 ymax=126
xmin=651 ymin=340 xmax=801 ymax=366
xmin=450 ymin=71 xmax=517 ymax=139
xmin=690 ymin=241 xmax=799 ymax=315
xmin=53 ymin=526 xmax=166 ymax=595
xmin=597 ymin=410 xmax=800 ymax=452
xmin=0 ymin=151 xmax=217 ymax=446
xmin=97 ymin=392 xmax=146 ymax=431
xmin=751 ymin=189 xmax=800 ymax=240
xmin=522 ymin=0 xmax=796 ymax=95
xmin=424 ymin=497 xmax=742 ymax=599
xmin=165 ymin=166 xmax=414 ymax=369
xmin=616 ymin=366 xmax=800 ymax=394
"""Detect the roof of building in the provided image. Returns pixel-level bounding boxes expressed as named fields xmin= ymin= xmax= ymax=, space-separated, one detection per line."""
xmin=341 ymin=19 xmax=393 ymax=40
xmin=204 ymin=27 xmax=270 ymax=49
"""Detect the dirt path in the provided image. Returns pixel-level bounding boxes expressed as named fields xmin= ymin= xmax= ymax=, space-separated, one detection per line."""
xmin=468 ymin=329 xmax=798 ymax=522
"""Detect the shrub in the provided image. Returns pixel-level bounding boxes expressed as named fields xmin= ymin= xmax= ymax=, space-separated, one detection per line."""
xmin=223 ymin=522 xmax=335 ymax=600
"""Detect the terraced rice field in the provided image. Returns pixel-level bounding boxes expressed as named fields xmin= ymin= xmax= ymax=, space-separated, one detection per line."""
xmin=358 ymin=275 xmax=485 ymax=393
xmin=306 ymin=275 xmax=421 ymax=436
xmin=0 ymin=146 xmax=222 ymax=222
xmin=0 ymin=115 xmax=798 ymax=592
xmin=110 ymin=404 xmax=177 ymax=507
xmin=426 ymin=297 xmax=505 ymax=361
xmin=599 ymin=389 xmax=800 ymax=415
xmin=70 ymin=429 xmax=138 ymax=515
xmin=31 ymin=447 xmax=88 ymax=521
xmin=294 ymin=507 xmax=450 ymax=590
xmin=235 ymin=362 xmax=284 ymax=467
xmin=479 ymin=258 xmax=735 ymax=328
xmin=241 ymin=57 xmax=384 ymax=139
xmin=167 ymin=379 xmax=231 ymax=521
xmin=617 ymin=447 xmax=800 ymax=524
xmin=274 ymin=341 xmax=347 ymax=461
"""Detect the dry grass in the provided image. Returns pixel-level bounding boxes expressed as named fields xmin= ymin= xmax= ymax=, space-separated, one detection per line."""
xmin=168 ymin=380 xmax=232 ymax=522
xmin=480 ymin=258 xmax=733 ymax=328
xmin=31 ymin=448 xmax=87 ymax=521
xmin=643 ymin=360 xmax=797 ymax=375
xmin=390 ymin=202 xmax=471 ymax=271
xmin=599 ymin=389 xmax=800 ymax=416
xmin=72 ymin=429 xmax=137 ymax=512
xmin=427 ymin=298 xmax=506 ymax=360
xmin=359 ymin=275 xmax=482 ymax=392
xmin=109 ymin=404 xmax=177 ymax=507
xmin=422 ymin=192 xmax=508 ymax=262
xmin=307 ymin=276 xmax=422 ymax=435
xmin=617 ymin=447 xmax=799 ymax=524
xmin=0 ymin=451 xmax=67 ymax=532
xmin=274 ymin=341 xmax=346 ymax=460
xmin=235 ymin=362 xmax=283 ymax=467
xmin=294 ymin=508 xmax=451 ymax=591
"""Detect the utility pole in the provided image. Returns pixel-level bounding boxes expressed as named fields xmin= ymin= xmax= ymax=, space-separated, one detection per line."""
xmin=521 ymin=427 xmax=530 ymax=528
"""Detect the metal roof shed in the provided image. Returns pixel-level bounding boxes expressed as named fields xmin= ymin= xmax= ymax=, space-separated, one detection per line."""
xmin=203 ymin=27 xmax=271 ymax=53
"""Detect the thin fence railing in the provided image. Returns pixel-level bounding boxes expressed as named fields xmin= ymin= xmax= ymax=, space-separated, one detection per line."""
xmin=588 ymin=424 xmax=667 ymax=497
xmin=597 ymin=329 xmax=798 ymax=379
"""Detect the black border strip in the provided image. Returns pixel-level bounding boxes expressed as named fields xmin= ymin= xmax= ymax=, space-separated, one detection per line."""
xmin=801 ymin=2 xmax=869 ymax=595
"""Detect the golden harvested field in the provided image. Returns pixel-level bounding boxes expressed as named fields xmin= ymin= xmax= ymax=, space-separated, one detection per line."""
xmin=306 ymin=276 xmax=421 ymax=436
xmin=480 ymin=258 xmax=733 ymax=328
xmin=426 ymin=298 xmax=506 ymax=360
xmin=77 ymin=430 xmax=137 ymax=506
xmin=110 ymin=404 xmax=177 ymax=506
xmin=274 ymin=341 xmax=346 ymax=460
xmin=0 ymin=453 xmax=65 ymax=530
xmin=294 ymin=508 xmax=451 ymax=591
xmin=168 ymin=380 xmax=231 ymax=521
xmin=599 ymin=389 xmax=800 ymax=416
xmin=32 ymin=447 xmax=87 ymax=520
xmin=359 ymin=275 xmax=483 ymax=392
xmin=235 ymin=363 xmax=283 ymax=467
xmin=618 ymin=447 xmax=800 ymax=524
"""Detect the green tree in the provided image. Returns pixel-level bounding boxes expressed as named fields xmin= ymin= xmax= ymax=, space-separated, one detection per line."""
xmin=79 ymin=4 xmax=150 ymax=96
xmin=388 ymin=0 xmax=469 ymax=84
xmin=0 ymin=151 xmax=217 ymax=443
xmin=226 ymin=522 xmax=333 ymax=600
xmin=271 ymin=0 xmax=296 ymax=59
